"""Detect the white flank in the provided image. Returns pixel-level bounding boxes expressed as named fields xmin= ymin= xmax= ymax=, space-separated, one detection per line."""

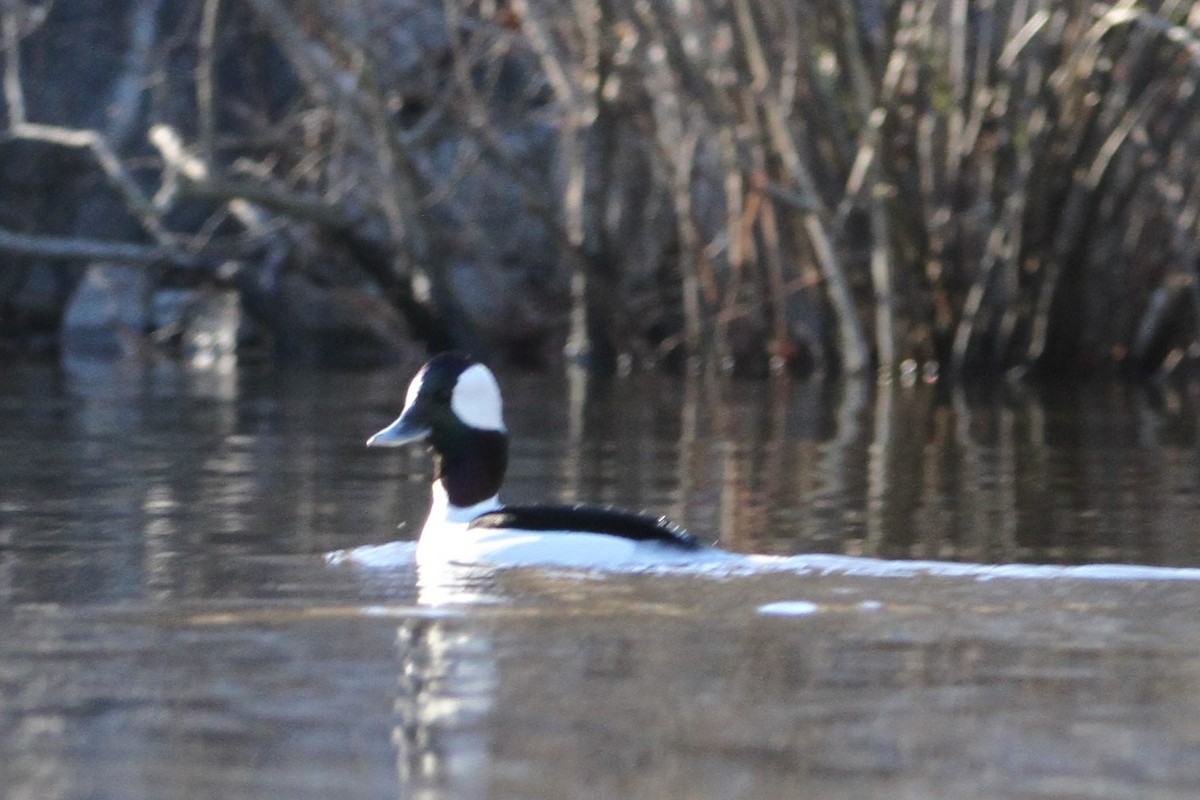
xmin=451 ymin=364 xmax=505 ymax=431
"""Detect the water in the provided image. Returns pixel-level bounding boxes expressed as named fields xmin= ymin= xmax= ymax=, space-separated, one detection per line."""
xmin=4 ymin=358 xmax=1200 ymax=799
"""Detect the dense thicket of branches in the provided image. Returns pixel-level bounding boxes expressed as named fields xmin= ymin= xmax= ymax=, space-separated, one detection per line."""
xmin=3 ymin=0 xmax=1200 ymax=377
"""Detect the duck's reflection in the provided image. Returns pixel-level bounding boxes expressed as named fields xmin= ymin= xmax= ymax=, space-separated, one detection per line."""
xmin=395 ymin=616 xmax=496 ymax=800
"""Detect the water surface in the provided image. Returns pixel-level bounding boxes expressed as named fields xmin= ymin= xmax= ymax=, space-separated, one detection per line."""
xmin=3 ymin=358 xmax=1200 ymax=799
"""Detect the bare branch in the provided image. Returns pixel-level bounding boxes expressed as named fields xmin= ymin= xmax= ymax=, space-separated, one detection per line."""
xmin=730 ymin=0 xmax=869 ymax=373
xmin=2 ymin=1 xmax=25 ymax=126
xmin=7 ymin=121 xmax=171 ymax=243
xmin=150 ymin=124 xmax=357 ymax=232
xmin=0 ymin=226 xmax=206 ymax=267
xmin=196 ymin=0 xmax=221 ymax=160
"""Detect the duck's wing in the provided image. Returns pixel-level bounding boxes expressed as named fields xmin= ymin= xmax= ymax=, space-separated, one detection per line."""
xmin=467 ymin=504 xmax=702 ymax=550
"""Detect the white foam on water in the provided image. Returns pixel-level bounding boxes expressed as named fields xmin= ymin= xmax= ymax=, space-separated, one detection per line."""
xmin=325 ymin=541 xmax=417 ymax=569
xmin=325 ymin=542 xmax=1200 ymax=583
xmin=655 ymin=553 xmax=1200 ymax=583
xmin=757 ymin=601 xmax=821 ymax=616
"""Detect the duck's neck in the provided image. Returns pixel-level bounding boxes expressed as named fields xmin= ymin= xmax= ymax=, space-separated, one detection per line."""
xmin=430 ymin=427 xmax=507 ymax=513
xmin=430 ymin=479 xmax=500 ymax=524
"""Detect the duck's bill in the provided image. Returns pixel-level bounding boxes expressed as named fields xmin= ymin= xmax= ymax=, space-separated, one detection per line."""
xmin=366 ymin=411 xmax=430 ymax=447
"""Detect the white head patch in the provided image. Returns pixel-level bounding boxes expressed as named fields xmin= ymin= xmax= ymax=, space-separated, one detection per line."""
xmin=450 ymin=363 xmax=505 ymax=431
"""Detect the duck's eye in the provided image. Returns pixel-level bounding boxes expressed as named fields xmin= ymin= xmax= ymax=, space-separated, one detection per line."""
xmin=432 ymin=387 xmax=453 ymax=404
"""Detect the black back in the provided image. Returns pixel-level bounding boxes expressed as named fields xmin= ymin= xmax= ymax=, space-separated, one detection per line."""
xmin=468 ymin=504 xmax=702 ymax=550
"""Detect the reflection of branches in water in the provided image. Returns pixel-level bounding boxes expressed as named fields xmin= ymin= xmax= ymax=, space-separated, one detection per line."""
xmin=534 ymin=371 xmax=1200 ymax=564
xmin=815 ymin=378 xmax=870 ymax=551
xmin=864 ymin=378 xmax=892 ymax=557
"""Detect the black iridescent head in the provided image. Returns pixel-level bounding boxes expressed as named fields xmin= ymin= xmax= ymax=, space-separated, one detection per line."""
xmin=367 ymin=353 xmax=508 ymax=507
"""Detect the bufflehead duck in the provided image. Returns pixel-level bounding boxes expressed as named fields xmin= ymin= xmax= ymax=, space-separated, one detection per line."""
xmin=367 ymin=352 xmax=704 ymax=568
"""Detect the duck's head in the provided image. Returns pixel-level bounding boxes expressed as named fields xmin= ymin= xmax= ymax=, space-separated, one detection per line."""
xmin=367 ymin=353 xmax=507 ymax=508
xmin=368 ymin=352 xmax=506 ymax=447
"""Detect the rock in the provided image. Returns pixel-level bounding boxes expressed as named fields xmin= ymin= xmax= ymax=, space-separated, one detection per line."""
xmin=183 ymin=289 xmax=240 ymax=367
xmin=154 ymin=286 xmax=242 ymax=367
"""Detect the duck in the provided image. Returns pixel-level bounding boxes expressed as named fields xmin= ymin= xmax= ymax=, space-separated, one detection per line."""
xmin=366 ymin=352 xmax=707 ymax=568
